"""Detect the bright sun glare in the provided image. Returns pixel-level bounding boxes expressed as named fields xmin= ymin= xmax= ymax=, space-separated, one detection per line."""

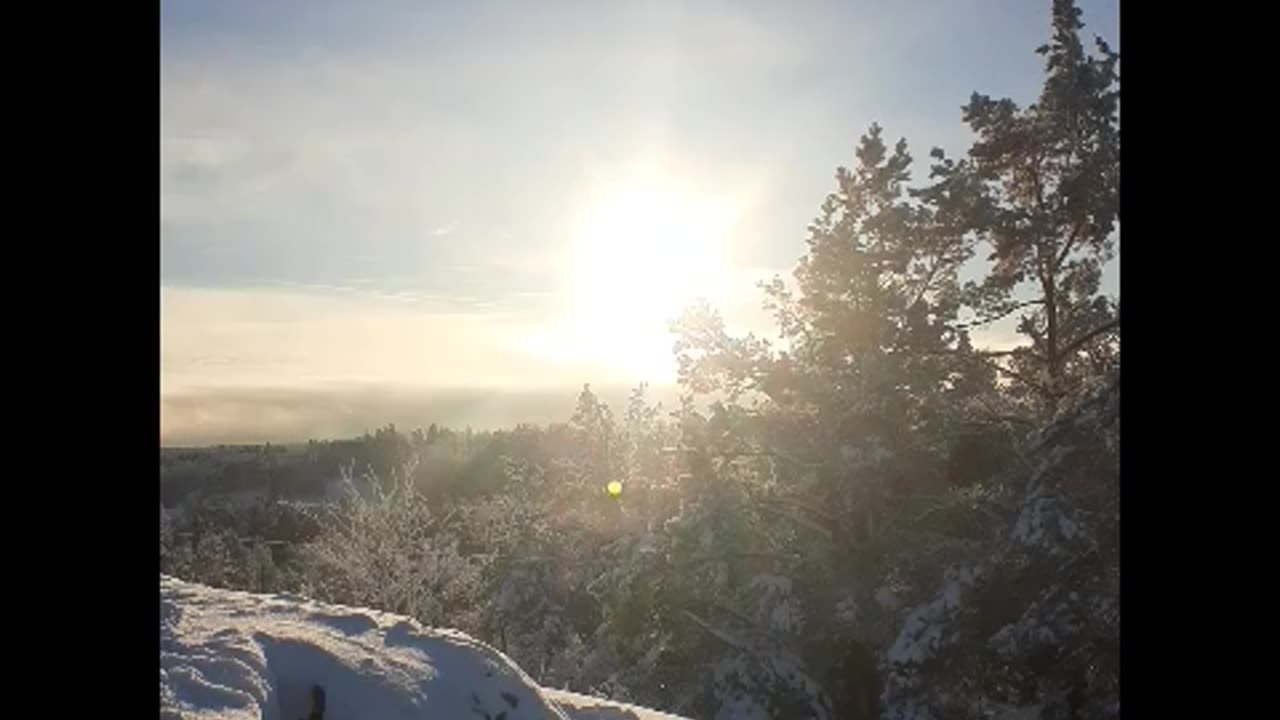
xmin=530 ymin=178 xmax=736 ymax=381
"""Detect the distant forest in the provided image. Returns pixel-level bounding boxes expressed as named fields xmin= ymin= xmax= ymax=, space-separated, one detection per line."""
xmin=161 ymin=4 xmax=1119 ymax=718
xmin=161 ymin=422 xmax=532 ymax=508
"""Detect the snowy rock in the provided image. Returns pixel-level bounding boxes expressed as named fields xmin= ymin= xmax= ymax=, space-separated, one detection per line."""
xmin=542 ymin=689 xmax=688 ymax=720
xmin=160 ymin=576 xmax=688 ymax=720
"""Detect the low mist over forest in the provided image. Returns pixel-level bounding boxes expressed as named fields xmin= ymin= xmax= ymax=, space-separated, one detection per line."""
xmin=161 ymin=382 xmax=683 ymax=447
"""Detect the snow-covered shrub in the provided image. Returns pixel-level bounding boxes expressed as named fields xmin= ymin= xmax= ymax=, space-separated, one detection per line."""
xmin=298 ymin=465 xmax=489 ymax=635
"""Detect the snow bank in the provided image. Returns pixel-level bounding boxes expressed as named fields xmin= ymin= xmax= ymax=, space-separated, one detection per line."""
xmin=542 ymin=689 xmax=688 ymax=720
xmin=160 ymin=576 xmax=688 ymax=720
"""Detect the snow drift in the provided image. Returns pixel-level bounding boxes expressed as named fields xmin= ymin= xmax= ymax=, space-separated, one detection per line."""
xmin=160 ymin=575 xmax=688 ymax=720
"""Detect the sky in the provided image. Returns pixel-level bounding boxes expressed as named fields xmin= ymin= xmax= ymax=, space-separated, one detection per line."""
xmin=161 ymin=0 xmax=1120 ymax=445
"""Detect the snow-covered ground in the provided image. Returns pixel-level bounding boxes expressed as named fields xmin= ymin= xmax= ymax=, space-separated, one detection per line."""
xmin=160 ymin=576 xmax=688 ymax=720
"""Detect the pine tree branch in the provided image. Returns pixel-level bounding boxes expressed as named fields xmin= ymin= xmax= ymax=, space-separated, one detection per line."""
xmin=706 ymin=448 xmax=823 ymax=470
xmin=680 ymin=609 xmax=749 ymax=650
xmin=975 ymin=396 xmax=1040 ymax=475
xmin=976 ymin=411 xmax=1039 ymax=428
xmin=1055 ymin=220 xmax=1085 ymax=271
xmin=916 ymin=346 xmax=1053 ymax=395
xmin=758 ymin=503 xmax=834 ymax=541
xmin=947 ymin=351 xmax=1053 ymax=397
xmin=953 ymin=299 xmax=1045 ymax=330
xmin=680 ymin=551 xmax=796 ymax=571
xmin=987 ymin=362 xmax=1051 ymax=397
xmin=879 ymin=526 xmax=986 ymax=551
xmin=689 ymin=597 xmax=758 ymax=629
xmin=1060 ymin=317 xmax=1120 ymax=357
xmin=1032 ymin=149 xmax=1051 ymax=229
xmin=922 ymin=346 xmax=1043 ymax=362
xmin=759 ymin=497 xmax=836 ymax=524
xmin=909 ymin=251 xmax=944 ymax=309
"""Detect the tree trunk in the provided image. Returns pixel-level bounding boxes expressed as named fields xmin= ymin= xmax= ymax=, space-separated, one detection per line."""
xmin=1042 ymin=269 xmax=1061 ymax=415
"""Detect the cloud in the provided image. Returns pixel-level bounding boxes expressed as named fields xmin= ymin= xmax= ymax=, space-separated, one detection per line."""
xmin=160 ymin=0 xmax=1122 ymax=284
xmin=158 ymin=0 xmax=858 ymax=295
xmin=161 ymin=286 xmax=587 ymax=394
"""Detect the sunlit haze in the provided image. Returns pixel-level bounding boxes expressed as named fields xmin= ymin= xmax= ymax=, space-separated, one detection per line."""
xmin=161 ymin=0 xmax=1119 ymax=444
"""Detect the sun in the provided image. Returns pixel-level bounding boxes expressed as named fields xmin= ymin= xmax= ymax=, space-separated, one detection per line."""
xmin=548 ymin=179 xmax=736 ymax=380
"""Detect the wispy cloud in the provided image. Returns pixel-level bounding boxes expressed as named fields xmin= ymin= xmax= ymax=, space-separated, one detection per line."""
xmin=158 ymin=1 xmax=876 ymax=295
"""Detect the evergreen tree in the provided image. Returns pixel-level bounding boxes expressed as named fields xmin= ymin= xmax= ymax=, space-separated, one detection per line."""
xmin=569 ymin=384 xmax=620 ymax=486
xmin=932 ymin=0 xmax=1120 ymax=415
